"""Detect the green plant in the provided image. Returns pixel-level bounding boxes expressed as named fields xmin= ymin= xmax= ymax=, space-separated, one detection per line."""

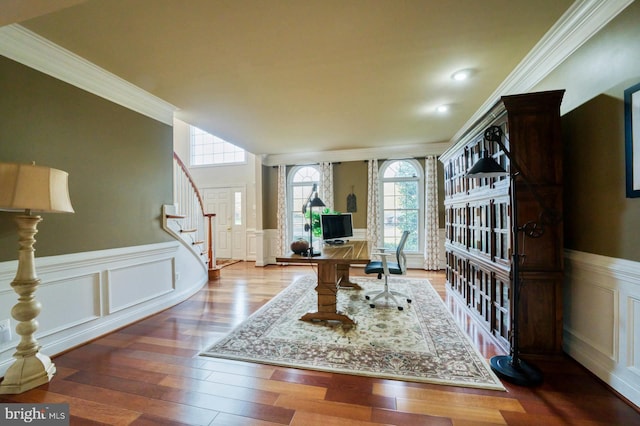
xmin=306 ymin=208 xmax=336 ymax=237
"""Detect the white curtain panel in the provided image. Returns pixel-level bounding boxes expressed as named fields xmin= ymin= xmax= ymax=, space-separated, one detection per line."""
xmin=424 ymin=155 xmax=440 ymax=270
xmin=320 ymin=162 xmax=334 ymax=212
xmin=277 ymin=165 xmax=289 ymax=256
xmin=366 ymin=159 xmax=380 ymax=247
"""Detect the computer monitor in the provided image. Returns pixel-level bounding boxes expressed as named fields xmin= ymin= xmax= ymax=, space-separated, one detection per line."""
xmin=320 ymin=213 xmax=353 ymax=244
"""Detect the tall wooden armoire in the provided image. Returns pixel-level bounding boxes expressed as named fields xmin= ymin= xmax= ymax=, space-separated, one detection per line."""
xmin=440 ymin=90 xmax=564 ymax=355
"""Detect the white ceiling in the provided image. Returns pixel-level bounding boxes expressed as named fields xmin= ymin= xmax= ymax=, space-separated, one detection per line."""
xmin=2 ymin=0 xmax=582 ymax=157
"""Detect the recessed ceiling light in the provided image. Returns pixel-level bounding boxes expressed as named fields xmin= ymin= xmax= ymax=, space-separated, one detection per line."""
xmin=451 ymin=69 xmax=474 ymax=81
xmin=436 ymin=105 xmax=449 ymax=113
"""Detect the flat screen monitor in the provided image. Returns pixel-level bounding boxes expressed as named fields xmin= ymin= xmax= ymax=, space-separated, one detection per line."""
xmin=321 ymin=213 xmax=353 ymax=244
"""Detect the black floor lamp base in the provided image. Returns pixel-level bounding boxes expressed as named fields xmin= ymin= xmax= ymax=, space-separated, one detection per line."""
xmin=490 ymin=355 xmax=543 ymax=387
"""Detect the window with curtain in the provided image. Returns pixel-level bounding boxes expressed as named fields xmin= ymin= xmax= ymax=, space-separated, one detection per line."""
xmin=380 ymin=159 xmax=423 ymax=252
xmin=288 ymin=165 xmax=321 ymax=242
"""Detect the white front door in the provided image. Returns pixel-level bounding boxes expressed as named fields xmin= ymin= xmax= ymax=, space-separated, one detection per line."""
xmin=203 ymin=186 xmax=246 ymax=260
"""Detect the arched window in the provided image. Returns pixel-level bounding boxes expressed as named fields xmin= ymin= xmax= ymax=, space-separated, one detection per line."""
xmin=380 ymin=159 xmax=423 ymax=252
xmin=288 ymin=165 xmax=321 ymax=242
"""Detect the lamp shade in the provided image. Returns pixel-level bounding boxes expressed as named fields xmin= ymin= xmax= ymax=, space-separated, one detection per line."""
xmin=309 ymin=195 xmax=326 ymax=208
xmin=466 ymin=156 xmax=509 ymax=178
xmin=0 ymin=162 xmax=74 ymax=213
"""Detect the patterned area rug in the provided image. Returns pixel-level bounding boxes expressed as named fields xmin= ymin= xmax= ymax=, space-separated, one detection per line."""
xmin=201 ymin=275 xmax=505 ymax=390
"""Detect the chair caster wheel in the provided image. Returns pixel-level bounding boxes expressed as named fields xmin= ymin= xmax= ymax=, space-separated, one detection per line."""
xmin=369 ymin=304 xmax=375 ymax=308
xmin=398 ymin=306 xmax=403 ymax=311
xmin=365 ymin=295 xmax=370 ymax=300
xmin=407 ymin=299 xmax=412 ymax=303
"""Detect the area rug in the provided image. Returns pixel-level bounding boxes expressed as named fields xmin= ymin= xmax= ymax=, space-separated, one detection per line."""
xmin=200 ymin=275 xmax=505 ymax=390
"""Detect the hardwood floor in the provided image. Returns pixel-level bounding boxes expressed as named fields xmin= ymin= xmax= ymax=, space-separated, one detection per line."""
xmin=1 ymin=262 xmax=639 ymax=425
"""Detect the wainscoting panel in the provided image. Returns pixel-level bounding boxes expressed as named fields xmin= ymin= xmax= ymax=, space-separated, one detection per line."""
xmin=631 ymin=296 xmax=640 ymax=374
xmin=107 ymin=258 xmax=175 ymax=314
xmin=246 ymin=228 xmax=257 ymax=261
xmin=37 ymin=273 xmax=102 ymax=336
xmin=0 ymin=241 xmax=208 ymax=378
xmin=564 ymin=250 xmax=640 ymax=408
xmin=266 ymin=229 xmax=279 ymax=265
xmin=564 ymin=266 xmax=617 ymax=360
xmin=254 ymin=230 xmax=266 ymax=267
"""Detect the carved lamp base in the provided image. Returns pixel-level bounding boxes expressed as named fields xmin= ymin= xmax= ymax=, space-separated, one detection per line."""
xmin=0 ymin=352 xmax=56 ymax=394
xmin=0 ymin=215 xmax=56 ymax=394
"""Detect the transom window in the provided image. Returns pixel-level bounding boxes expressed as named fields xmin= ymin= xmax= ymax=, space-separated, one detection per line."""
xmin=288 ymin=165 xmax=321 ymax=242
xmin=380 ymin=159 xmax=423 ymax=252
xmin=190 ymin=126 xmax=246 ymax=166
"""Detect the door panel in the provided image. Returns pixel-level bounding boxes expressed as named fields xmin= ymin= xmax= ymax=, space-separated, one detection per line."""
xmin=203 ymin=187 xmax=246 ymax=260
xmin=204 ymin=188 xmax=231 ymax=259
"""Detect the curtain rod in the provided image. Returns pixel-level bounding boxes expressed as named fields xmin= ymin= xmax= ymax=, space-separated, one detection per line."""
xmin=271 ymin=162 xmax=342 ymax=168
xmin=363 ymin=156 xmax=439 ymax=162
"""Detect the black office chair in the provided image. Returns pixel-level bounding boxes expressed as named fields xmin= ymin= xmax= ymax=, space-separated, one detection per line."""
xmin=364 ymin=230 xmax=411 ymax=310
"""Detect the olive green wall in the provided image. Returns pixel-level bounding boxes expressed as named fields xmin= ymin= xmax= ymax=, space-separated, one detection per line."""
xmin=562 ymin=94 xmax=640 ymax=262
xmin=0 ymin=56 xmax=174 ymax=261
xmin=332 ymin=161 xmax=367 ymax=228
xmin=262 ymin=165 xmax=278 ymax=229
xmin=261 ymin=159 xmax=445 ymax=230
xmin=532 ymin=0 xmax=640 ymax=263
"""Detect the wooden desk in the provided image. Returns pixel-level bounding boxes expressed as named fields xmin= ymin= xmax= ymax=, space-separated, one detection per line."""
xmin=276 ymin=240 xmax=371 ymax=325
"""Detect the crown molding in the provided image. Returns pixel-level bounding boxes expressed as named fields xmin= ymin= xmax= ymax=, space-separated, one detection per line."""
xmin=450 ymin=0 xmax=634 ymax=145
xmin=0 ymin=24 xmax=177 ymax=125
xmin=1 ymin=0 xmax=630 ymax=145
xmin=261 ymin=141 xmax=450 ymax=166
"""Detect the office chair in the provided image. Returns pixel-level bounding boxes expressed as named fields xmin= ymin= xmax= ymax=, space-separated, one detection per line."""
xmin=364 ymin=230 xmax=411 ymax=310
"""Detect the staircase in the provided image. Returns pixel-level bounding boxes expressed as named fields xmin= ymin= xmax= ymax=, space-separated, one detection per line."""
xmin=162 ymin=153 xmax=219 ymax=279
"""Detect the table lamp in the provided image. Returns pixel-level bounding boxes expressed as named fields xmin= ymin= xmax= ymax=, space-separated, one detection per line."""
xmin=0 ymin=162 xmax=74 ymax=394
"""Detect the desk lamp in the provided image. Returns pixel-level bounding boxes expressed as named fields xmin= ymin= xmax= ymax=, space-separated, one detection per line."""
xmin=301 ymin=183 xmax=325 ymax=257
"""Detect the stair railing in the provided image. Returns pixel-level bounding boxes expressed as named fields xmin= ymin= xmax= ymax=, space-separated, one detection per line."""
xmin=163 ymin=153 xmax=218 ymax=277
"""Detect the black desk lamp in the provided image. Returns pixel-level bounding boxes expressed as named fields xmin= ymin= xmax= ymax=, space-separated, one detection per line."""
xmin=466 ymin=125 xmax=558 ymax=386
xmin=302 ymin=183 xmax=325 ymax=257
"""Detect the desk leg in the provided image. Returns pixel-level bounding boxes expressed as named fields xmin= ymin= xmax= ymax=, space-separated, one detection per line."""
xmin=300 ymin=263 xmax=355 ymax=325
xmin=336 ymin=264 xmax=362 ymax=290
